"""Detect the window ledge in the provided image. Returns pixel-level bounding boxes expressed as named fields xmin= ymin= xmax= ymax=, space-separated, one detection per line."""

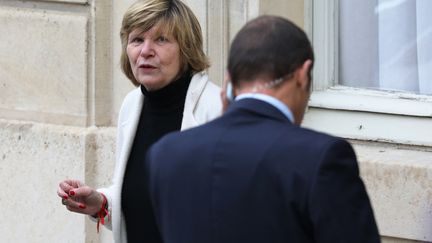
xmin=309 ymin=86 xmax=432 ymax=117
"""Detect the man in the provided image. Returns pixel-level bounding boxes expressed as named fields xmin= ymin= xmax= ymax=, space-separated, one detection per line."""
xmin=145 ymin=15 xmax=380 ymax=243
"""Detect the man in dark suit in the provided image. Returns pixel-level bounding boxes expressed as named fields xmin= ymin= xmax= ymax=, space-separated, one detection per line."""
xmin=145 ymin=15 xmax=380 ymax=243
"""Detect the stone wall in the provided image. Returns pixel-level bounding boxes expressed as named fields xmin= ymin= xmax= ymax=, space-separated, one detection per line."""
xmin=1 ymin=0 xmax=430 ymax=242
xmin=0 ymin=0 xmax=113 ymax=241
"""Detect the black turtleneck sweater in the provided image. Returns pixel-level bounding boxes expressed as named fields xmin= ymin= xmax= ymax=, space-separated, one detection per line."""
xmin=122 ymin=72 xmax=191 ymax=243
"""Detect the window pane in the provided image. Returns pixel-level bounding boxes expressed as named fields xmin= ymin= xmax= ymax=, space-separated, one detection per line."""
xmin=339 ymin=0 xmax=432 ymax=95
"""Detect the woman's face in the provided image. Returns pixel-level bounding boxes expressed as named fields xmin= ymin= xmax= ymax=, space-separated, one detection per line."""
xmin=127 ymin=25 xmax=182 ymax=91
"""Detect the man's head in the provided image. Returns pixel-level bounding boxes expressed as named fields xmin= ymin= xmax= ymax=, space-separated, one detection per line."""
xmin=227 ymin=15 xmax=314 ymax=125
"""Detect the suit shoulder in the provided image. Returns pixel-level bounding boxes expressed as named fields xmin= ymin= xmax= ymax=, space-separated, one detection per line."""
xmin=291 ymin=125 xmax=343 ymax=142
xmin=277 ymin=125 xmax=353 ymax=156
xmin=293 ymin=127 xmax=357 ymax=169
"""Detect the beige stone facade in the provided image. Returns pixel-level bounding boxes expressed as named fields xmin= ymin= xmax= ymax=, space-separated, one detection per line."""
xmin=0 ymin=1 xmax=430 ymax=242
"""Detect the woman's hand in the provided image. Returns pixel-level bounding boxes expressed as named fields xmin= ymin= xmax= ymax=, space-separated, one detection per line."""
xmin=57 ymin=179 xmax=104 ymax=216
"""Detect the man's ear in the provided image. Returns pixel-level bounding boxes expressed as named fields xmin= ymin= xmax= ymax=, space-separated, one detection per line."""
xmin=296 ymin=59 xmax=313 ymax=91
xmin=220 ymin=71 xmax=232 ymax=113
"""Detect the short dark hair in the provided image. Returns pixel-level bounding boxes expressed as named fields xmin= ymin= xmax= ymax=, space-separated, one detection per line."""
xmin=228 ymin=15 xmax=314 ymax=86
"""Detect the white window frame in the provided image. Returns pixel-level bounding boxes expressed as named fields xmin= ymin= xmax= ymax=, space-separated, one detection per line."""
xmin=303 ymin=0 xmax=432 ymax=147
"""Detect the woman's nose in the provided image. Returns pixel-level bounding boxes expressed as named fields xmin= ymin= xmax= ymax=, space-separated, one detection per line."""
xmin=140 ymin=41 xmax=155 ymax=57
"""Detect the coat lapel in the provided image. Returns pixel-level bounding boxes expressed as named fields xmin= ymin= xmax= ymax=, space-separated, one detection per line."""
xmin=116 ymin=89 xmax=144 ymax=184
xmin=181 ymin=72 xmax=208 ymax=130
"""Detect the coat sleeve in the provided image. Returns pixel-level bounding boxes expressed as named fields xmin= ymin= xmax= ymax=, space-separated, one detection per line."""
xmin=87 ymin=87 xmax=140 ymax=230
xmin=308 ymin=139 xmax=381 ymax=243
xmin=88 ymin=186 xmax=114 ymax=230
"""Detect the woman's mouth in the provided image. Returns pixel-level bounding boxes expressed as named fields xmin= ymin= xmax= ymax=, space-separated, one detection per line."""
xmin=138 ymin=64 xmax=157 ymax=72
xmin=139 ymin=64 xmax=156 ymax=68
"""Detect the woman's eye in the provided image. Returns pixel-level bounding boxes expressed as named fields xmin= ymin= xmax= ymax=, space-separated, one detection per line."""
xmin=156 ymin=36 xmax=168 ymax=43
xmin=130 ymin=37 xmax=143 ymax=44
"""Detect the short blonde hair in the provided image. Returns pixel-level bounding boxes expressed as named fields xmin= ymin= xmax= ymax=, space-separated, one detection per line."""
xmin=120 ymin=0 xmax=210 ymax=86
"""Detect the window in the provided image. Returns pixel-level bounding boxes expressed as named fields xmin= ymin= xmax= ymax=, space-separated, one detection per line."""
xmin=340 ymin=0 xmax=432 ymax=94
xmin=303 ymin=0 xmax=432 ymax=146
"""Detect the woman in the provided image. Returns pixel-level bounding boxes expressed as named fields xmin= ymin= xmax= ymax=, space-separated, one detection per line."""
xmin=57 ymin=0 xmax=221 ymax=242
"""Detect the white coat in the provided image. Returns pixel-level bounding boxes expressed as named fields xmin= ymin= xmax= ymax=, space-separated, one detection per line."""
xmin=96 ymin=72 xmax=221 ymax=243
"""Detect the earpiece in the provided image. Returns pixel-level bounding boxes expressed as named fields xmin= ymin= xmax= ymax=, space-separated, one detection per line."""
xmin=226 ymin=82 xmax=234 ymax=103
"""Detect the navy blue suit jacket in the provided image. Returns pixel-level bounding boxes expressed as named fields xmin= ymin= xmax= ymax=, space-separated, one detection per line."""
xmin=145 ymin=98 xmax=380 ymax=243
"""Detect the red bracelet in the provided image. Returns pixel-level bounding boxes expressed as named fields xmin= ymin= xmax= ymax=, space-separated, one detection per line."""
xmin=96 ymin=193 xmax=109 ymax=233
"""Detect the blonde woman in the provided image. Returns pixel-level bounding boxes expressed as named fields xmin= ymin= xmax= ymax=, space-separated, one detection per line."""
xmin=57 ymin=0 xmax=221 ymax=242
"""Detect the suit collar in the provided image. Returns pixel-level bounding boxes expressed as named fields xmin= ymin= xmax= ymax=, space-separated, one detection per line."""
xmin=235 ymin=93 xmax=295 ymax=123
xmin=226 ymin=98 xmax=293 ymax=124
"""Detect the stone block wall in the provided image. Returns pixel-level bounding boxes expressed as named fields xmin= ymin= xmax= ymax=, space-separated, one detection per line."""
xmin=0 ymin=3 xmax=88 ymax=125
xmin=2 ymin=0 xmax=430 ymax=242
xmin=0 ymin=0 xmax=113 ymax=242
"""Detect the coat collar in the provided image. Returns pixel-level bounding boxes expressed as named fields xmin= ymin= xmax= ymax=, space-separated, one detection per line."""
xmin=226 ymin=98 xmax=293 ymax=124
xmin=119 ymin=72 xmax=209 ymax=131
